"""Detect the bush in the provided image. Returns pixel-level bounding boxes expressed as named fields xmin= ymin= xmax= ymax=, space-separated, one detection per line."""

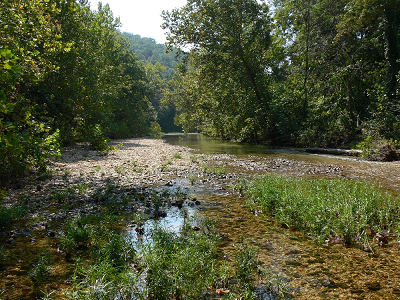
xmin=356 ymin=136 xmax=400 ymax=161
xmin=87 ymin=124 xmax=110 ymax=153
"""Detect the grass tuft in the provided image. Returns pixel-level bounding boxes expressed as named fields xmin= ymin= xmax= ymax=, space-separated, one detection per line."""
xmin=241 ymin=175 xmax=400 ymax=245
xmin=0 ymin=205 xmax=27 ymax=228
xmin=201 ymin=164 xmax=227 ymax=176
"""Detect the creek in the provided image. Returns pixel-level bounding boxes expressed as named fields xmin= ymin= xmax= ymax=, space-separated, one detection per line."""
xmin=160 ymin=133 xmax=400 ymax=299
xmin=1 ymin=134 xmax=400 ymax=299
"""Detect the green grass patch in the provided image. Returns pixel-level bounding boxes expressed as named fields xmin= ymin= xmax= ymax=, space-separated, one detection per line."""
xmin=0 ymin=205 xmax=27 ymax=228
xmin=173 ymin=152 xmax=182 ymax=159
xmin=201 ymin=164 xmax=227 ymax=176
xmin=76 ymin=183 xmax=90 ymax=194
xmin=241 ymin=175 xmax=400 ymax=245
xmin=141 ymin=221 xmax=218 ymax=298
xmin=62 ymin=212 xmax=284 ymax=299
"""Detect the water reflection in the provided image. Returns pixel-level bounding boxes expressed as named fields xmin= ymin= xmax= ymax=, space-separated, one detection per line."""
xmin=163 ymin=133 xmax=305 ymax=156
xmin=128 ymin=205 xmax=196 ymax=245
xmin=164 ymin=133 xmax=400 ymax=193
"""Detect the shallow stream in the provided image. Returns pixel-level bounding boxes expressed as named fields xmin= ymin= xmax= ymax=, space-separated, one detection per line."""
xmin=1 ymin=134 xmax=400 ymax=299
xmin=162 ymin=134 xmax=400 ymax=299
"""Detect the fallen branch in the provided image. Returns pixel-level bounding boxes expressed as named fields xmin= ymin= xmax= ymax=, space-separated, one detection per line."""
xmin=306 ymin=147 xmax=362 ymax=157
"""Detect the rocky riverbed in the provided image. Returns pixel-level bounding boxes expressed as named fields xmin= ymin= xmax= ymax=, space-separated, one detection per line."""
xmin=2 ymin=137 xmax=400 ymax=299
xmin=2 ymin=138 xmax=199 ymax=220
xmin=3 ymin=137 xmax=399 ymax=220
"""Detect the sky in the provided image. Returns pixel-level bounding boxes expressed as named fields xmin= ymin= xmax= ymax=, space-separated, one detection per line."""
xmin=89 ymin=0 xmax=188 ymax=44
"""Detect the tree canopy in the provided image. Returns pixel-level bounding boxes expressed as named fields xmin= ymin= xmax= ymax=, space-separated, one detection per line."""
xmin=0 ymin=0 xmax=160 ymax=183
xmin=162 ymin=0 xmax=400 ymax=146
xmin=1 ymin=0 xmax=400 ymax=183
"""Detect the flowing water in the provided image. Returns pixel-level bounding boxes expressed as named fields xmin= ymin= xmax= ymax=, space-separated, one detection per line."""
xmin=1 ymin=134 xmax=400 ymax=299
xmin=162 ymin=133 xmax=400 ymax=299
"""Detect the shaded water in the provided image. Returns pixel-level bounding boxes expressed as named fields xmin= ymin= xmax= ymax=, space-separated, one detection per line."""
xmin=164 ymin=133 xmax=400 ymax=192
xmin=163 ymin=133 xmax=400 ymax=299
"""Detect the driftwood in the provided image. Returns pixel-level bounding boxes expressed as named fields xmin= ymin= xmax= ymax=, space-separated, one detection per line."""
xmin=306 ymin=147 xmax=362 ymax=156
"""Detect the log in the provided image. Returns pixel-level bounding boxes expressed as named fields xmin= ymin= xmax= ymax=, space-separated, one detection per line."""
xmin=306 ymin=147 xmax=362 ymax=156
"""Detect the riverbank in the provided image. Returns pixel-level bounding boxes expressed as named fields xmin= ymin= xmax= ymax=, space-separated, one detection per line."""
xmin=2 ymin=138 xmax=197 ymax=220
xmin=2 ymin=137 xmax=400 ymax=299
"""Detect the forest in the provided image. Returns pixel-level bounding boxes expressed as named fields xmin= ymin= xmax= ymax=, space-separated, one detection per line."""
xmin=1 ymin=0 xmax=400 ymax=183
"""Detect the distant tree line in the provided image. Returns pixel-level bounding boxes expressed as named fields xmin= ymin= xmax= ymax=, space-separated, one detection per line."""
xmin=122 ymin=33 xmax=182 ymax=134
xmin=162 ymin=0 xmax=400 ymax=148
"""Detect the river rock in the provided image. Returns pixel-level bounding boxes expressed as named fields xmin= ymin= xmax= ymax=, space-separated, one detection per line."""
xmin=365 ymin=281 xmax=381 ymax=291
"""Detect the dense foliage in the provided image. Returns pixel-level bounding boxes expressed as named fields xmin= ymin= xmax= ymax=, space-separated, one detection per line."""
xmin=162 ymin=0 xmax=400 ymax=146
xmin=2 ymin=0 xmax=399 ymax=183
xmin=0 ymin=0 xmax=161 ymax=183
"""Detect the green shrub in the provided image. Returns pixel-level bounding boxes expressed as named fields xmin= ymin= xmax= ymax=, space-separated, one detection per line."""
xmin=356 ymin=136 xmax=400 ymax=161
xmin=87 ymin=124 xmax=110 ymax=153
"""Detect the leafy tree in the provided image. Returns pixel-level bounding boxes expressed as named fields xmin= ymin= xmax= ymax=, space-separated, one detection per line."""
xmin=162 ymin=0 xmax=274 ymax=141
xmin=123 ymin=33 xmax=181 ymax=133
xmin=122 ymin=33 xmax=178 ymax=70
xmin=335 ymin=0 xmax=400 ymax=137
xmin=272 ymin=0 xmax=399 ymax=146
xmin=34 ymin=1 xmax=157 ymax=143
xmin=0 ymin=0 xmax=62 ymax=183
xmin=1 ymin=0 xmax=160 ymax=182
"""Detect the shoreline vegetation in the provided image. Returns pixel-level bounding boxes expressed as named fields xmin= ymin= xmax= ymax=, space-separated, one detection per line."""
xmin=241 ymin=175 xmax=400 ymax=250
xmin=2 ymin=0 xmax=399 ymax=297
xmin=0 ymin=138 xmax=288 ymax=299
xmin=1 ymin=137 xmax=400 ymax=299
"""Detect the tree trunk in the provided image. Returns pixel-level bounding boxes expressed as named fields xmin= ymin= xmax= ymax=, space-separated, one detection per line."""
xmin=383 ymin=1 xmax=399 ymax=115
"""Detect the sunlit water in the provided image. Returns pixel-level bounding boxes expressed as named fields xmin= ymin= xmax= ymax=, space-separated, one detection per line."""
xmin=162 ymin=133 xmax=400 ymax=299
xmin=2 ymin=134 xmax=399 ymax=299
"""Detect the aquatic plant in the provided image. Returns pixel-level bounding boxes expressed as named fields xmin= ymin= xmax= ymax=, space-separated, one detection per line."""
xmin=61 ymin=215 xmax=93 ymax=252
xmin=141 ymin=220 xmax=219 ymax=299
xmin=29 ymin=249 xmax=52 ymax=282
xmin=29 ymin=248 xmax=53 ymax=297
xmin=234 ymin=244 xmax=259 ymax=286
xmin=242 ymin=175 xmax=400 ymax=245
xmin=67 ymin=259 xmax=139 ymax=300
